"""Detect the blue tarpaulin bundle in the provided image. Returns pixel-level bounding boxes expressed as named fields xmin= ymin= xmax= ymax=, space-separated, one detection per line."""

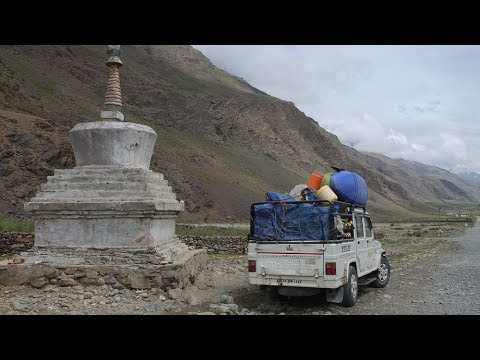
xmin=251 ymin=201 xmax=341 ymax=241
xmin=330 ymin=171 xmax=368 ymax=205
xmin=265 ymin=192 xmax=296 ymax=202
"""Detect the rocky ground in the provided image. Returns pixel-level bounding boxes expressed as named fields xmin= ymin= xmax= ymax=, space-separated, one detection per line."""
xmin=0 ymin=220 xmax=478 ymax=315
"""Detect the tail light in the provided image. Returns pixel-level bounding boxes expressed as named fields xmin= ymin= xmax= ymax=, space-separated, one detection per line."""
xmin=248 ymin=260 xmax=256 ymax=272
xmin=325 ymin=262 xmax=336 ymax=275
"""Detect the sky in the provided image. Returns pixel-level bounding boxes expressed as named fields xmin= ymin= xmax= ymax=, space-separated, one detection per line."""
xmin=193 ymin=45 xmax=480 ymax=174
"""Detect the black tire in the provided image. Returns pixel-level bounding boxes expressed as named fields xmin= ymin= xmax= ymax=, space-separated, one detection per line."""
xmin=371 ymin=255 xmax=390 ymax=288
xmin=341 ymin=265 xmax=358 ymax=307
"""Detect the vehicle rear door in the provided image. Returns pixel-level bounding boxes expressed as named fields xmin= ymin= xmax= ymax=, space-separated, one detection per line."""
xmin=355 ymin=214 xmax=367 ymax=273
xmin=255 ymin=243 xmax=325 ymax=279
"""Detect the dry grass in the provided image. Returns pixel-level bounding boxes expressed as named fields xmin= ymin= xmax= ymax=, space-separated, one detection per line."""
xmin=0 ymin=215 xmax=34 ymax=232
xmin=176 ymin=225 xmax=248 ymax=237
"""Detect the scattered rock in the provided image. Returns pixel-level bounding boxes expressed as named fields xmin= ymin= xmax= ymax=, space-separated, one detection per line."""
xmin=143 ymin=303 xmax=158 ymax=312
xmin=104 ymin=275 xmax=117 ymax=285
xmin=217 ymin=294 xmax=234 ymax=304
xmin=129 ymin=276 xmax=151 ymax=290
xmin=58 ymin=277 xmax=77 ymax=287
xmin=209 ymin=304 xmax=231 ymax=314
xmin=10 ymin=244 xmax=25 ymax=250
xmin=11 ymin=302 xmax=29 ymax=312
xmin=30 ymin=277 xmax=49 ymax=288
xmin=112 ymin=283 xmax=124 ymax=290
xmin=196 ymin=282 xmax=208 ymax=290
xmin=64 ymin=268 xmax=77 ymax=275
xmin=107 ymin=289 xmax=119 ymax=297
xmin=163 ymin=300 xmax=178 ymax=312
xmin=167 ymin=288 xmax=182 ymax=300
xmin=222 ymin=303 xmax=238 ymax=312
xmin=188 ymin=294 xmax=200 ymax=306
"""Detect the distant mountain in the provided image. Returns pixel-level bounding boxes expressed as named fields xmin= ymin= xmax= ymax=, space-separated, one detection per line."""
xmin=457 ymin=172 xmax=480 ymax=186
xmin=358 ymin=153 xmax=480 ymax=203
xmin=1 ymin=45 xmax=479 ymax=223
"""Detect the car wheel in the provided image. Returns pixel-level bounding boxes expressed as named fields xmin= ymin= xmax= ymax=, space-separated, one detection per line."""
xmin=341 ymin=265 xmax=358 ymax=307
xmin=371 ymin=255 xmax=390 ymax=288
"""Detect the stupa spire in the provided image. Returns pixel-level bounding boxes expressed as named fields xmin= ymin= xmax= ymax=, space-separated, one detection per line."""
xmin=101 ymin=45 xmax=124 ymax=121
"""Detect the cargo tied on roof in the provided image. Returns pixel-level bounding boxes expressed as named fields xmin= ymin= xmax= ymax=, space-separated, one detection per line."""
xmin=251 ymin=200 xmax=342 ymax=242
xmin=255 ymin=168 xmax=369 ymax=241
xmin=306 ymin=173 xmax=323 ymax=190
xmin=330 ymin=170 xmax=368 ymax=206
xmin=265 ymin=192 xmax=296 ymax=202
xmin=266 ymin=168 xmax=368 ymax=207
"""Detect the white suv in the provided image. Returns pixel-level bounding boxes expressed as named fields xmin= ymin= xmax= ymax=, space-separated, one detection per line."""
xmin=248 ymin=200 xmax=390 ymax=307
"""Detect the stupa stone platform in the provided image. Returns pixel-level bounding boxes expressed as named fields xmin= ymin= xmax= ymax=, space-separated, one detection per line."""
xmin=0 ymin=45 xmax=208 ymax=290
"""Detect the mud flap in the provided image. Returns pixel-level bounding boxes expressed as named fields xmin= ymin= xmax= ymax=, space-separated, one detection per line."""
xmin=325 ymin=287 xmax=344 ymax=304
xmin=278 ymin=287 xmax=322 ymax=297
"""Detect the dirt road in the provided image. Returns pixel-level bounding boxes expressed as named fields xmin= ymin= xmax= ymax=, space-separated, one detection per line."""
xmin=186 ymin=219 xmax=480 ymax=315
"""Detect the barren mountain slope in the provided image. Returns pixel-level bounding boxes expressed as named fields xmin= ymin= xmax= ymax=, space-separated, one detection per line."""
xmin=1 ymin=45 xmax=477 ymax=222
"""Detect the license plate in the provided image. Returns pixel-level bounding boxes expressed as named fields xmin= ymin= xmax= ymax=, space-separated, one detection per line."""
xmin=257 ymin=253 xmax=323 ymax=276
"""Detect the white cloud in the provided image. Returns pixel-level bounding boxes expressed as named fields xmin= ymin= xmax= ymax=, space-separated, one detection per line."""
xmin=321 ymin=113 xmax=412 ymax=158
xmin=411 ymin=143 xmax=426 ymax=152
xmin=406 ymin=134 xmax=468 ymax=172
xmin=386 ymin=129 xmax=408 ymax=146
xmin=194 ymin=45 xmax=480 ymax=173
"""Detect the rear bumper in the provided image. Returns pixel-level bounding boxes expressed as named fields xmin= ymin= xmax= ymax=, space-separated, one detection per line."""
xmin=249 ymin=274 xmax=345 ymax=289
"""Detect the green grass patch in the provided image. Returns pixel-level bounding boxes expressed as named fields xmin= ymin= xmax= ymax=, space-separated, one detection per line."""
xmin=0 ymin=255 xmax=10 ymax=261
xmin=399 ymin=216 xmax=476 ymax=224
xmin=176 ymin=225 xmax=248 ymax=237
xmin=0 ymin=215 xmax=34 ymax=232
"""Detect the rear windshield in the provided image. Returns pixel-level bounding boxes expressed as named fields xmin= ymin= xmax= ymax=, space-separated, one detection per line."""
xmin=250 ymin=200 xmax=349 ymax=242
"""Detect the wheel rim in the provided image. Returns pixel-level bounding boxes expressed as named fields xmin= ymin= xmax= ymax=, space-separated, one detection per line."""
xmin=351 ymin=273 xmax=358 ymax=299
xmin=378 ymin=263 xmax=389 ymax=283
